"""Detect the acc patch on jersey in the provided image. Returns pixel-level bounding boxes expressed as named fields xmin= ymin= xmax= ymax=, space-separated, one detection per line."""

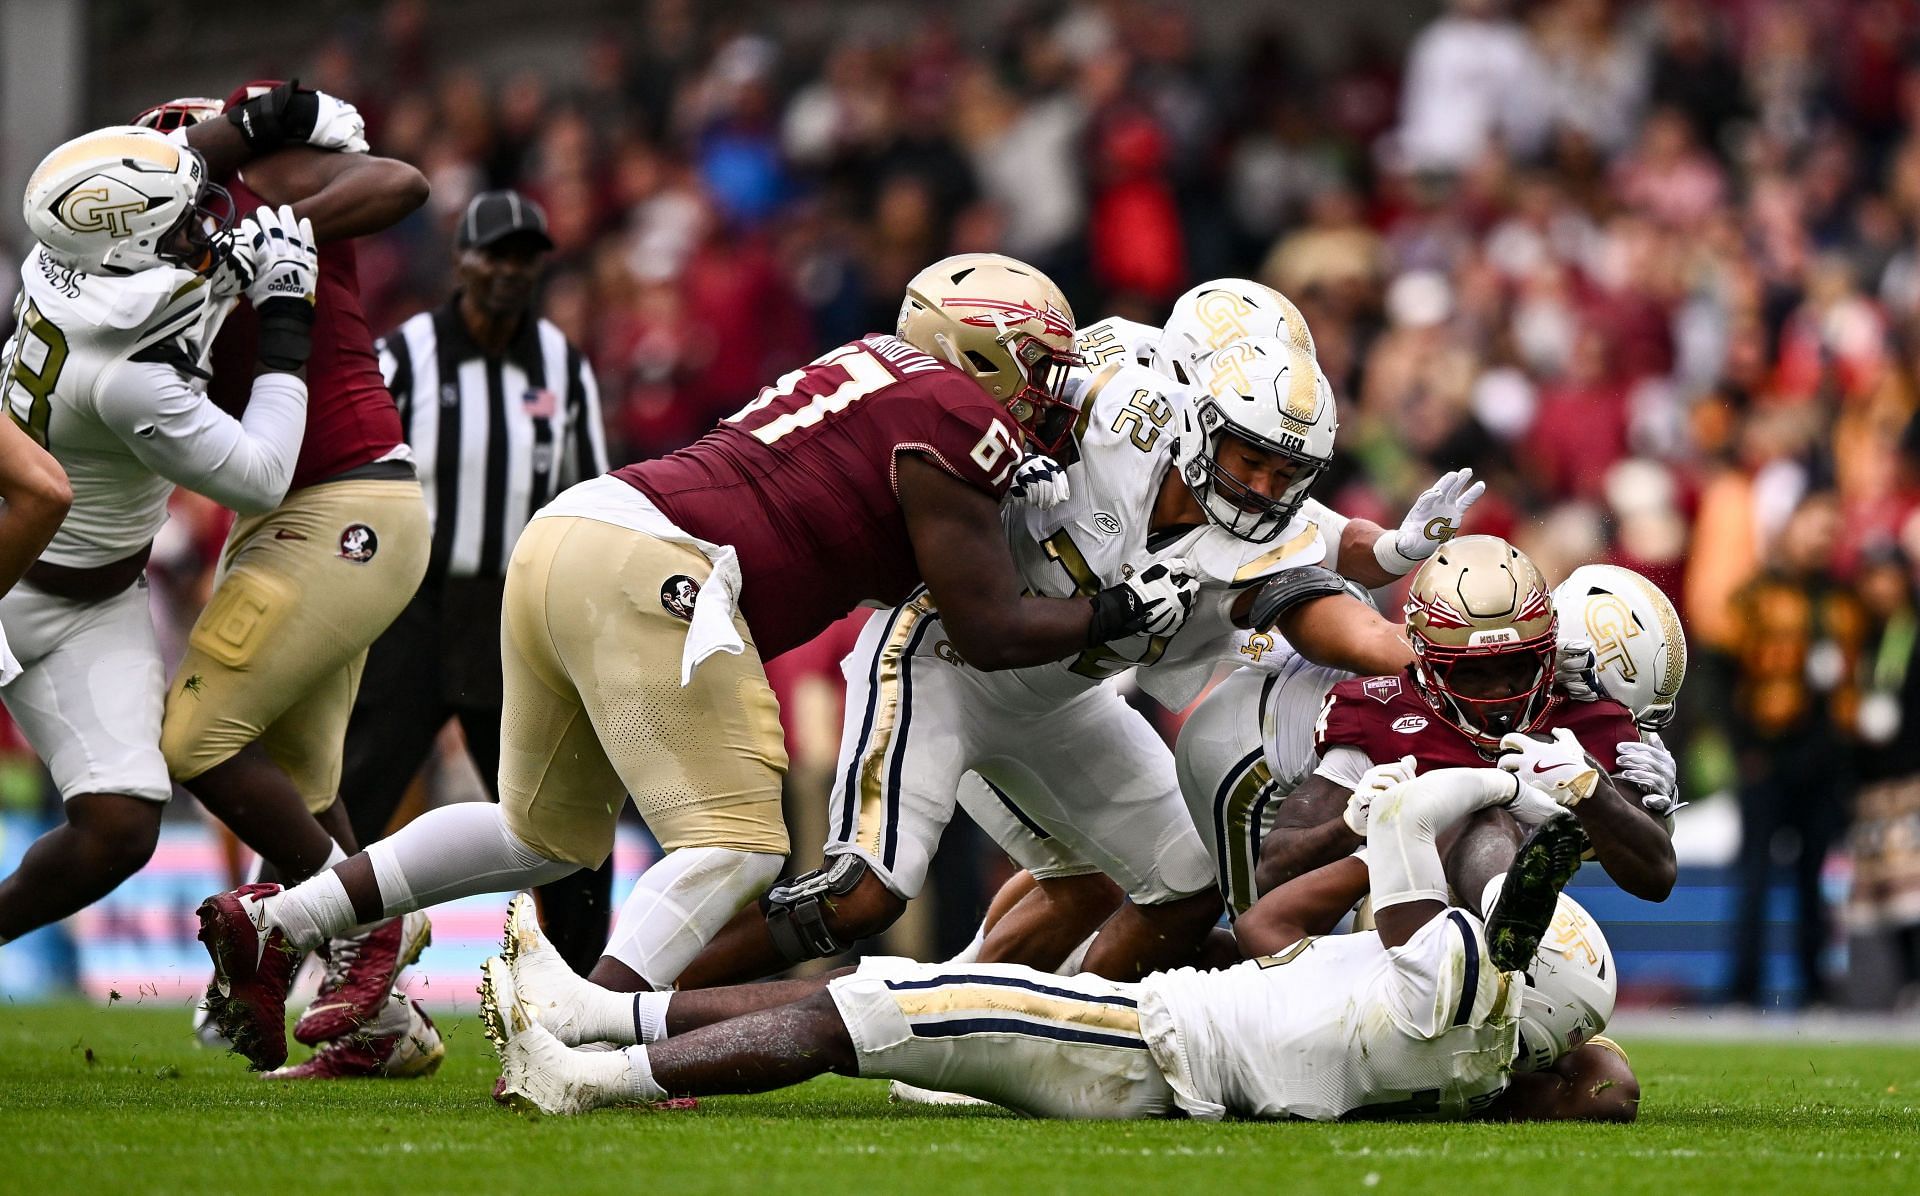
xmin=661 ymin=575 xmax=700 ymax=621
xmin=337 ymin=524 xmax=378 ymax=563
xmin=1392 ymin=714 xmax=1429 ymax=734
xmin=1363 ymin=675 xmax=1403 ymax=704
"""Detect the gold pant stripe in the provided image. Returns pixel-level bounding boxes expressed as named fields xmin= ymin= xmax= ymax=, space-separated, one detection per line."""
xmin=852 ymin=595 xmax=934 ymax=864
xmin=893 ymin=984 xmax=1144 ymax=1038
xmin=1220 ymin=756 xmax=1274 ymax=916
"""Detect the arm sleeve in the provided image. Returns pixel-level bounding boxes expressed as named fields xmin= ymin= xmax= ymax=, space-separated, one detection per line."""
xmin=1366 ymin=767 xmax=1520 ymax=911
xmin=1312 ymin=745 xmax=1376 ymax=789
xmin=94 ymin=360 xmax=307 ymax=515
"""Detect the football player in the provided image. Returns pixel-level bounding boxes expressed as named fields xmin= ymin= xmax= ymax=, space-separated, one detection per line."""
xmin=1180 ymin=561 xmax=1686 ymax=921
xmin=481 ymin=761 xmax=1635 ymax=1124
xmin=1254 ymin=537 xmax=1678 ymax=912
xmin=671 ymin=310 xmax=1485 ymax=987
xmin=194 ymin=253 xmax=1209 ymax=1070
xmin=134 ymin=86 xmax=444 ymax=1077
xmin=0 ymin=127 xmax=322 ymax=944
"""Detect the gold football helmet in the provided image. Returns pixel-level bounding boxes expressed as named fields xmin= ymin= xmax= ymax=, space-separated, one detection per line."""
xmin=1403 ymin=535 xmax=1558 ymax=745
xmin=897 ymin=253 xmax=1082 ymax=453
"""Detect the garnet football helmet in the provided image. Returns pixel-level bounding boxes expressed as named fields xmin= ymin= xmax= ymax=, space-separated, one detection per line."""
xmin=1404 ymin=535 xmax=1558 ymax=746
xmin=897 ymin=254 xmax=1082 ymax=454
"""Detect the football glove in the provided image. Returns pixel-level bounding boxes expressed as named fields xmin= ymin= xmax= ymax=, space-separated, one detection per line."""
xmin=227 ymin=79 xmax=369 ymax=155
xmin=1006 ymin=453 xmax=1070 ymax=510
xmin=1342 ymin=755 xmax=1416 ymax=836
xmin=1502 ymin=777 xmax=1574 ymax=827
xmin=1616 ymin=732 xmax=1684 ymax=817
xmin=1375 ymin=467 xmax=1486 ymax=576
xmin=234 ymin=205 xmax=318 ymax=372
xmin=1554 ymin=638 xmax=1601 ymax=702
xmin=1087 ymin=557 xmax=1198 ymax=644
xmin=1496 ymin=728 xmax=1601 ymax=807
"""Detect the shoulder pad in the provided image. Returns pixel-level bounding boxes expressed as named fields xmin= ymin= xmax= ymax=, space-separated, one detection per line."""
xmin=1070 ymin=361 xmax=1181 ymax=456
xmin=1183 ymin=511 xmax=1328 ymax=587
xmin=1247 ymin=564 xmax=1349 ymax=629
xmin=1076 ymin=315 xmax=1163 ymax=370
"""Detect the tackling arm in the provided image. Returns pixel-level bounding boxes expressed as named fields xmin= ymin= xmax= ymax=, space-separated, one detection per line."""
xmin=95 ymin=362 xmax=306 ymax=515
xmin=1271 ymin=591 xmax=1414 ymax=675
xmin=1334 ymin=516 xmax=1401 ymax=588
xmin=1234 ymin=854 xmax=1371 ymax=957
xmin=0 ymin=416 xmax=71 ymax=596
xmin=1573 ymin=774 xmax=1677 ymax=901
xmin=898 ymin=453 xmax=1096 ymax=670
xmin=1253 ymin=773 xmax=1363 ymax=895
xmin=236 ymin=149 xmax=429 ymax=244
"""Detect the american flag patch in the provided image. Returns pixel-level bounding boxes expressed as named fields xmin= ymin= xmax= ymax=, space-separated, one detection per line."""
xmin=523 ymin=388 xmax=557 ymax=418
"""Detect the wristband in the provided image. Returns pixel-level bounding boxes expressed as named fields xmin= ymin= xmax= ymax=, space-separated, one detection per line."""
xmin=255 ymin=296 xmax=315 ymax=372
xmin=226 ymin=82 xmax=319 ymax=155
xmin=1372 ymin=533 xmax=1423 ymax=578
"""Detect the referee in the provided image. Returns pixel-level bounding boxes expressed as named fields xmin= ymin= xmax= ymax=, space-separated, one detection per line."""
xmin=340 ymin=190 xmax=611 ymax=970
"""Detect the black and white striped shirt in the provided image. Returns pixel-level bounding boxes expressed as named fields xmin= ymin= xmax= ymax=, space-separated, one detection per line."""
xmin=377 ymin=301 xmax=608 ymax=579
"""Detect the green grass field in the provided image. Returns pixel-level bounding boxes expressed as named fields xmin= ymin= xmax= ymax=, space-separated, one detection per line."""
xmin=1 ymin=1002 xmax=1914 ymax=1195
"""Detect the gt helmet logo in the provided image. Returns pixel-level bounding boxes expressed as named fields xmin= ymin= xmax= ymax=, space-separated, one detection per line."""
xmin=57 ymin=182 xmax=151 ymax=238
xmin=1583 ymin=594 xmax=1642 ymax=683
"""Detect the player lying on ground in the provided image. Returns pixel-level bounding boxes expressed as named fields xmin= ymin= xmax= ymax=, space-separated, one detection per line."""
xmin=481 ymin=768 xmax=1634 ymax=1123
xmin=196 ymin=253 xmax=1211 ymax=1070
xmin=673 ymin=280 xmax=1481 ymax=989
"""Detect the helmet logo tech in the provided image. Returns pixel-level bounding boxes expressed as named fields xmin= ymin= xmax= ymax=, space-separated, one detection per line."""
xmin=58 ymin=183 xmax=148 ymax=238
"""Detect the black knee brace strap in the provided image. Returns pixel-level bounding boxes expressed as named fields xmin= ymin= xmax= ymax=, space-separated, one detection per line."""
xmin=763 ymin=854 xmax=869 ymax=963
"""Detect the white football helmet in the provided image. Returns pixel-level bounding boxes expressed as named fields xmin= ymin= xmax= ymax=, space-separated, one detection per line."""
xmin=1154 ymin=278 xmax=1316 ymax=387
xmin=1180 ymin=337 xmax=1336 ymax=543
xmin=1553 ymin=564 xmax=1688 ymax=730
xmin=1482 ymin=879 xmax=1619 ymax=1074
xmin=23 ymin=125 xmax=229 ymax=276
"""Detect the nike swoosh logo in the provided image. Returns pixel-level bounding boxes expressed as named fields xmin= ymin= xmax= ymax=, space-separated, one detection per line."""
xmin=273 ymin=529 xmax=308 ymax=541
xmin=1531 ymin=763 xmax=1559 ymax=774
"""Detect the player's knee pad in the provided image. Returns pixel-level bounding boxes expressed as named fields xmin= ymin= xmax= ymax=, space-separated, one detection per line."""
xmin=763 ymin=854 xmax=873 ymax=964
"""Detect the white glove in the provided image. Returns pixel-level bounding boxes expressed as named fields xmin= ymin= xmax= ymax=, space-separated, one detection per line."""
xmin=1375 ymin=467 xmax=1486 ymax=576
xmin=1006 ymin=453 xmax=1070 ymax=509
xmin=1089 ymin=557 xmax=1199 ymax=641
xmin=233 ymin=205 xmax=318 ymax=309
xmin=1342 ymin=755 xmax=1416 ymax=836
xmin=1502 ymin=777 xmax=1573 ymax=826
xmin=1617 ymin=732 xmax=1683 ymax=817
xmin=1496 ymin=727 xmax=1601 ymax=806
xmin=306 ymin=90 xmax=370 ymax=154
xmin=1555 ymin=638 xmax=1601 ymax=701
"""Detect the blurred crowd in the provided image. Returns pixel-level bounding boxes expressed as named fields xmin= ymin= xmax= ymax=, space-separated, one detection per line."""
xmin=11 ymin=0 xmax=1920 ymax=1005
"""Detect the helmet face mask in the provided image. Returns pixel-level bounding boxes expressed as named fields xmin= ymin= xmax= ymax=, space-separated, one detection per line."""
xmin=156 ymin=168 xmax=235 ymax=276
xmin=1404 ymin=535 xmax=1558 ymax=748
xmin=896 ymin=253 xmax=1083 ymax=455
xmin=132 ymin=96 xmax=225 ymax=133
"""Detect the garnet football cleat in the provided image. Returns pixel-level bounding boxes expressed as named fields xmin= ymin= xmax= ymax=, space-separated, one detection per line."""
xmin=196 ymin=882 xmax=303 ymax=1070
xmin=293 ymin=910 xmax=432 ymax=1045
xmin=266 ymin=997 xmax=446 ymax=1081
xmin=1483 ymin=816 xmax=1590 ymax=973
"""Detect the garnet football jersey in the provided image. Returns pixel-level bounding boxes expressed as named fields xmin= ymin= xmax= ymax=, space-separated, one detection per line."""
xmin=618 ymin=334 xmax=1025 ymax=659
xmin=207 ymin=178 xmax=405 ymax=490
xmin=1313 ymin=669 xmax=1638 ymax=776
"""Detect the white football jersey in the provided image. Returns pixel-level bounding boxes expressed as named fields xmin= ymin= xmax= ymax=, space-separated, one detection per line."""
xmin=985 ymin=361 xmax=1335 ymax=709
xmin=1073 ymin=315 xmax=1163 ymax=374
xmin=1139 ymin=909 xmax=1518 ymax=1121
xmin=3 ymin=247 xmax=243 ymax=567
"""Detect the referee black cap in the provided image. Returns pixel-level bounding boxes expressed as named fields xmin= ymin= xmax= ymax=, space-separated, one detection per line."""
xmin=457 ymin=190 xmax=554 ymax=252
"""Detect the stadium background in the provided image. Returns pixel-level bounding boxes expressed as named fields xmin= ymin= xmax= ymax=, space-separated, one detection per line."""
xmin=1 ymin=0 xmax=1917 ymax=1016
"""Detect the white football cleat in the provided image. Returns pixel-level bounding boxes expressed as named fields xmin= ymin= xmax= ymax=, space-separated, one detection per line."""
xmin=483 ymin=956 xmax=628 ymax=1116
xmin=888 ymin=1080 xmax=992 ymax=1107
xmin=500 ymin=892 xmax=602 ymax=1046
